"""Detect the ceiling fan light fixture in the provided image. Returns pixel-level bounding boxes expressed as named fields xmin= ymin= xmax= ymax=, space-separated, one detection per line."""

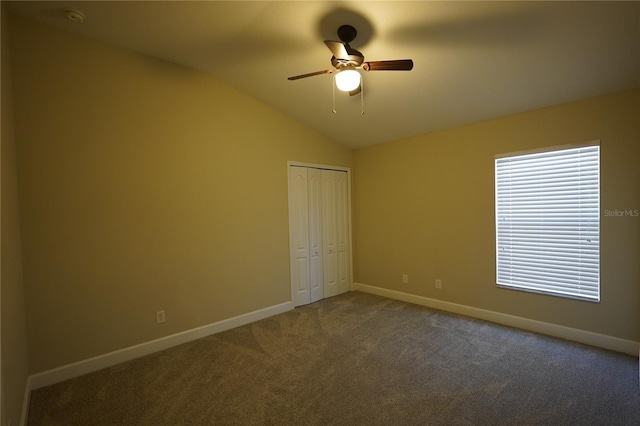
xmin=335 ymin=69 xmax=361 ymax=92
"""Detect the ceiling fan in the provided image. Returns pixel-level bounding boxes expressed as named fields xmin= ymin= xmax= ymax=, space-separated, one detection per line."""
xmin=288 ymin=25 xmax=414 ymax=96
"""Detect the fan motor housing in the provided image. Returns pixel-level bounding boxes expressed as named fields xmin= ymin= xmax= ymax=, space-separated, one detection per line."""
xmin=331 ymin=53 xmax=364 ymax=68
xmin=337 ymin=25 xmax=358 ymax=44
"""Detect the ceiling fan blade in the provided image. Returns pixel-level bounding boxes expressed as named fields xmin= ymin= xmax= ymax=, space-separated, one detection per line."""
xmin=287 ymin=69 xmax=333 ymax=80
xmin=324 ymin=40 xmax=349 ymax=60
xmin=349 ymin=85 xmax=362 ymax=96
xmin=363 ymin=59 xmax=414 ymax=71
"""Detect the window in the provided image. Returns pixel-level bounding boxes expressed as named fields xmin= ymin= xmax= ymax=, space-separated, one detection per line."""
xmin=495 ymin=143 xmax=600 ymax=302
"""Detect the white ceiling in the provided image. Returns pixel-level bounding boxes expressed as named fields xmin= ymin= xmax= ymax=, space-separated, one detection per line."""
xmin=6 ymin=1 xmax=640 ymax=149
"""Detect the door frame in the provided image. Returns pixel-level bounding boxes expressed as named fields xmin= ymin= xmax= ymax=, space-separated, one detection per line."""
xmin=287 ymin=161 xmax=354 ymax=305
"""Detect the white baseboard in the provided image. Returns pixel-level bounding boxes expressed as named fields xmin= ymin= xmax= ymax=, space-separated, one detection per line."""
xmin=355 ymin=283 xmax=640 ymax=356
xmin=28 ymin=301 xmax=293 ymax=391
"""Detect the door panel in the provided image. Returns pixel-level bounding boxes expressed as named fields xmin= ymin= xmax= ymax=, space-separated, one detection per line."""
xmin=308 ymin=168 xmax=324 ymax=303
xmin=289 ymin=167 xmax=310 ymax=306
xmin=322 ymin=170 xmax=339 ymax=297
xmin=335 ymin=171 xmax=350 ymax=293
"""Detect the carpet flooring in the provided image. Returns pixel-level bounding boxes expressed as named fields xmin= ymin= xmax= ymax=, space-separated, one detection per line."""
xmin=27 ymin=291 xmax=640 ymax=425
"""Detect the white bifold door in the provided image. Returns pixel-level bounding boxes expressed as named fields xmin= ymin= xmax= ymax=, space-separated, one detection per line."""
xmin=289 ymin=165 xmax=351 ymax=307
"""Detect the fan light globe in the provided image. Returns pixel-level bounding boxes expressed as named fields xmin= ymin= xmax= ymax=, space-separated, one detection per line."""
xmin=335 ymin=69 xmax=361 ymax=92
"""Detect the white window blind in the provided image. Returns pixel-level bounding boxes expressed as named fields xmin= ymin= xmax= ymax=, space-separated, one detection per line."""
xmin=495 ymin=144 xmax=600 ymax=302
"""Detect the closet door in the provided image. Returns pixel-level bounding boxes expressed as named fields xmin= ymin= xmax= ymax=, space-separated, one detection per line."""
xmin=289 ymin=165 xmax=350 ymax=307
xmin=307 ymin=168 xmax=324 ymax=303
xmin=335 ymin=171 xmax=350 ymax=294
xmin=322 ymin=170 xmax=340 ymax=298
xmin=289 ymin=167 xmax=311 ymax=306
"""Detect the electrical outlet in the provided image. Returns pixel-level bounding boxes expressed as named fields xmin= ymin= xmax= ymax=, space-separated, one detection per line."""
xmin=402 ymin=274 xmax=409 ymax=284
xmin=435 ymin=279 xmax=442 ymax=289
xmin=156 ymin=310 xmax=166 ymax=324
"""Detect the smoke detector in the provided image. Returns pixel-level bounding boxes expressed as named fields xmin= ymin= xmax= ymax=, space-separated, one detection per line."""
xmin=65 ymin=9 xmax=85 ymax=23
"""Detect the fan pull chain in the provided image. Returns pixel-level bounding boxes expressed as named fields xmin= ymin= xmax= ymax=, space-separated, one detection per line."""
xmin=332 ymin=75 xmax=337 ymax=114
xmin=360 ymin=78 xmax=365 ymax=115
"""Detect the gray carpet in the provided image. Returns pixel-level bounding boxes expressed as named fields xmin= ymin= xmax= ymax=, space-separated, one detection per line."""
xmin=27 ymin=291 xmax=640 ymax=425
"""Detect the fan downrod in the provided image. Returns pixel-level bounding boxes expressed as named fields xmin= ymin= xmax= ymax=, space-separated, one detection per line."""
xmin=337 ymin=25 xmax=357 ymax=44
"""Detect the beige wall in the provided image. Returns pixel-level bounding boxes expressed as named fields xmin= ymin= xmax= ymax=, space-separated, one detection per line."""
xmin=8 ymin=15 xmax=352 ymax=374
xmin=353 ymin=87 xmax=640 ymax=341
xmin=1 ymin=6 xmax=30 ymax=425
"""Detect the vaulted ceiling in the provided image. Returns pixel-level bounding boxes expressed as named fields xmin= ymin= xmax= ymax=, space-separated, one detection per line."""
xmin=6 ymin=1 xmax=640 ymax=149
